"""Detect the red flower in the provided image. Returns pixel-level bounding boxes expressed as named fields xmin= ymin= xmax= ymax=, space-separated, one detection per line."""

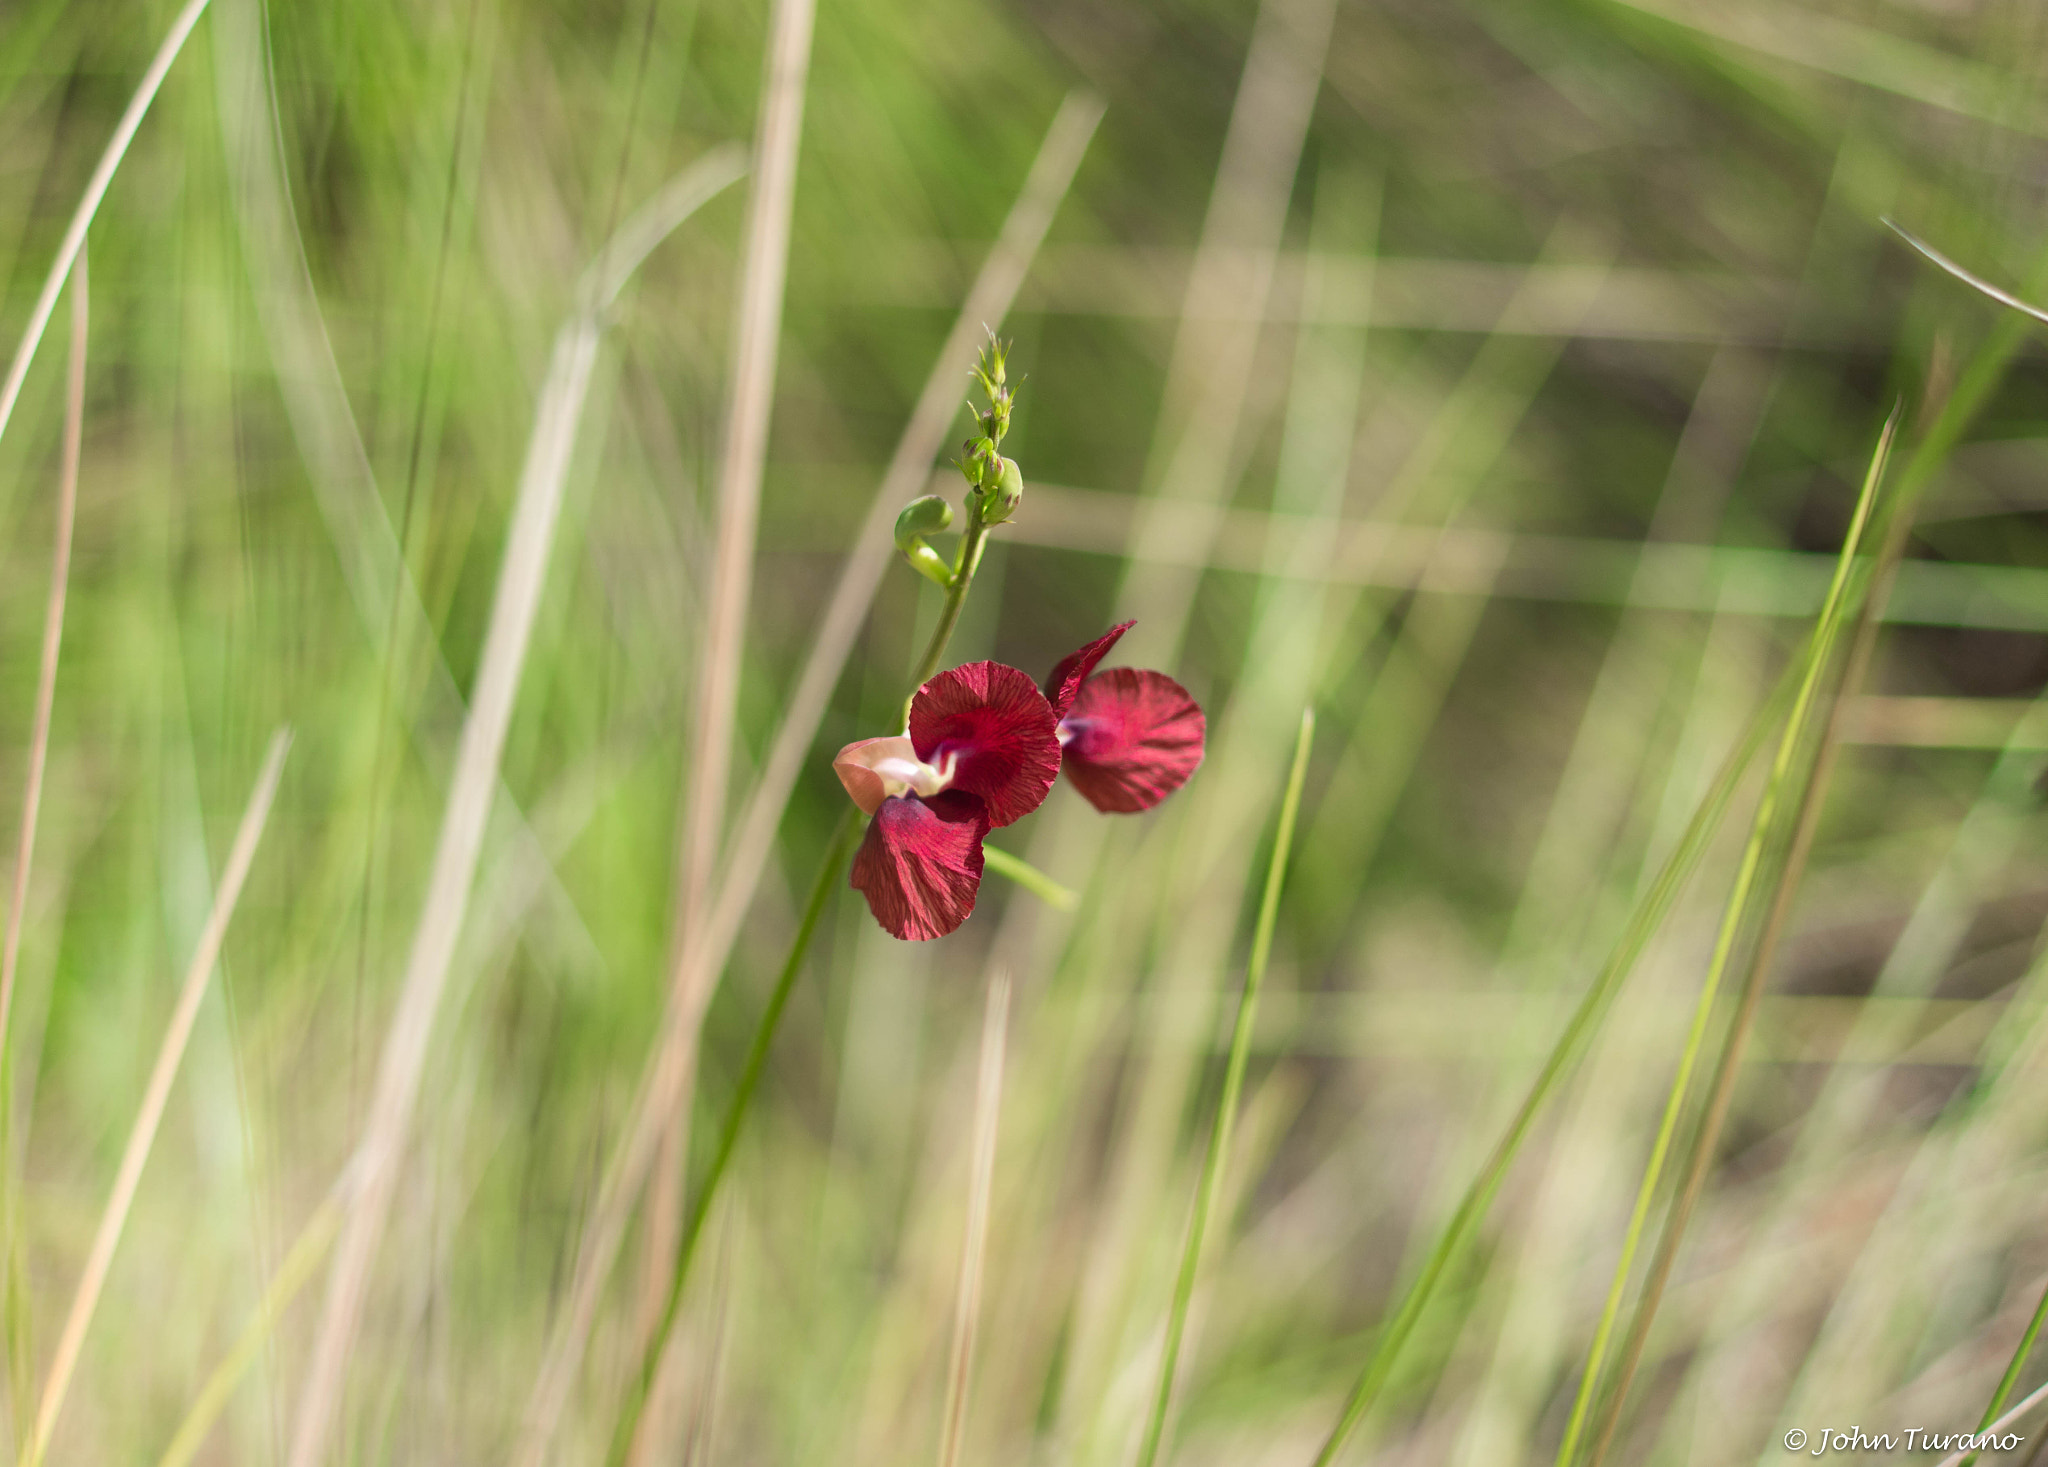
xmin=1044 ymin=622 xmax=1206 ymax=814
xmin=835 ymin=623 xmax=1205 ymax=941
xmin=837 ymin=662 xmax=1060 ymax=941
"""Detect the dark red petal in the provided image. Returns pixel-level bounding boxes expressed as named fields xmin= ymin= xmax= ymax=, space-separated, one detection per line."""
xmin=1060 ymin=668 xmax=1206 ymax=813
xmin=909 ymin=662 xmax=1061 ymax=828
xmin=1043 ymin=621 xmax=1135 ymax=719
xmin=849 ymin=792 xmax=992 ymax=941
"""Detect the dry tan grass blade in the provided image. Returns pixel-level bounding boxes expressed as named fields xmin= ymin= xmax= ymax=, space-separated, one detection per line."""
xmin=0 ymin=253 xmax=86 ymax=1072
xmin=510 ymin=92 xmax=1102 ymax=1467
xmin=641 ymin=0 xmax=820 ymax=1422
xmin=25 ymin=728 xmax=291 ymax=1467
xmin=0 ymin=0 xmax=209 ymax=459
xmin=280 ymin=152 xmax=742 ymax=1467
xmin=1887 ymin=218 xmax=2048 ymax=327
xmin=938 ymin=970 xmax=1012 ymax=1467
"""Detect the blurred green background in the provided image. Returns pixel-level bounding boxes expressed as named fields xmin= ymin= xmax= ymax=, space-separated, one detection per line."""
xmin=7 ymin=0 xmax=2048 ymax=1461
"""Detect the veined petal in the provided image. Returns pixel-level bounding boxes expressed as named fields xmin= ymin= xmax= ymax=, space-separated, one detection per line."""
xmin=909 ymin=662 xmax=1061 ymax=828
xmin=850 ymin=792 xmax=991 ymax=941
xmin=1060 ymin=668 xmax=1206 ymax=813
xmin=1043 ymin=620 xmax=1134 ymax=719
xmin=833 ymin=734 xmax=951 ymax=814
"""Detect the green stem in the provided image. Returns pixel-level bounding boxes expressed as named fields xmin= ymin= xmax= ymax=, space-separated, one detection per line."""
xmin=903 ymin=513 xmax=991 ymax=727
xmin=608 ymin=808 xmax=861 ymax=1466
xmin=981 ymin=845 xmax=1076 ymax=910
xmin=1135 ymin=709 xmax=1315 ymax=1467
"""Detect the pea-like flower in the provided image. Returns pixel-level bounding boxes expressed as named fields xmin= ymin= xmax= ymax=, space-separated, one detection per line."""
xmin=834 ymin=623 xmax=1206 ymax=940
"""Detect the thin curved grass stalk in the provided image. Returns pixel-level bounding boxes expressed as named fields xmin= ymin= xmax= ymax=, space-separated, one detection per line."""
xmin=608 ymin=809 xmax=858 ymax=1465
xmin=280 ymin=155 xmax=740 ymax=1467
xmin=153 ymin=1188 xmax=348 ymax=1467
xmin=25 ymin=730 xmax=290 ymax=1467
xmin=0 ymin=0 xmax=208 ymax=458
xmin=936 ymin=969 xmax=1013 ymax=1467
xmin=1308 ymin=653 xmax=1803 ymax=1467
xmin=1560 ymin=406 xmax=1899 ymax=1467
xmin=1886 ymin=219 xmax=2048 ymax=328
xmin=0 ymin=246 xmax=86 ymax=1449
xmin=511 ymin=97 xmax=1101 ymax=1467
xmin=1135 ymin=709 xmax=1315 ymax=1467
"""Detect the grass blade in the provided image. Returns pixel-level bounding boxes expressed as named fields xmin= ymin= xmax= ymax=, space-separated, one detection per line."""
xmin=1885 ymin=219 xmax=2048 ymax=328
xmin=1135 ymin=708 xmax=1315 ymax=1467
xmin=25 ymin=728 xmax=290 ymax=1467
xmin=0 ymin=0 xmax=209 ymax=459
xmin=511 ymin=96 xmax=1102 ymax=1467
xmin=936 ymin=969 xmax=1013 ymax=1467
xmin=281 ymin=160 xmax=736 ymax=1467
xmin=0 ymin=251 xmax=85 ymax=1062
xmin=1959 ymin=1278 xmax=2048 ymax=1467
xmin=1308 ymin=642 xmax=1803 ymax=1467
xmin=607 ymin=809 xmax=858 ymax=1464
xmin=0 ymin=245 xmax=86 ymax=1451
xmin=643 ymin=0 xmax=818 ymax=1414
xmin=1562 ymin=406 xmax=1900 ymax=1467
xmin=153 ymin=1189 xmax=348 ymax=1467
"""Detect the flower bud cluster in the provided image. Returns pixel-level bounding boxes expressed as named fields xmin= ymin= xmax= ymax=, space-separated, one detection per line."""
xmin=891 ymin=337 xmax=1027 ymax=588
xmin=961 ymin=336 xmax=1023 ymax=526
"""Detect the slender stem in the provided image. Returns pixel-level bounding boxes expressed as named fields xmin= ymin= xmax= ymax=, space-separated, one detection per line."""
xmin=903 ymin=514 xmax=991 ymax=726
xmin=608 ymin=808 xmax=859 ymax=1465
xmin=1135 ymin=709 xmax=1315 ymax=1467
xmin=981 ymin=846 xmax=1076 ymax=911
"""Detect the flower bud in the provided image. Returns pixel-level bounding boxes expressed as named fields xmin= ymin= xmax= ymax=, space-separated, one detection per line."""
xmin=978 ymin=456 xmax=1024 ymax=525
xmin=894 ymin=495 xmax=956 ymax=587
xmin=894 ymin=494 xmax=954 ymax=549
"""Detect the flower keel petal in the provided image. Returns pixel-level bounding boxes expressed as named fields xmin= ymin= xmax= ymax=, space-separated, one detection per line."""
xmin=850 ymin=792 xmax=992 ymax=940
xmin=1060 ymin=668 xmax=1206 ymax=813
xmin=909 ymin=662 xmax=1061 ymax=828
xmin=1043 ymin=621 xmax=1134 ymax=719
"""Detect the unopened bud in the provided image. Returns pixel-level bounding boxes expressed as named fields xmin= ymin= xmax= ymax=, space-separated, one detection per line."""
xmin=978 ymin=456 xmax=1024 ymax=525
xmin=894 ymin=494 xmax=954 ymax=550
xmin=894 ymin=495 xmax=956 ymax=588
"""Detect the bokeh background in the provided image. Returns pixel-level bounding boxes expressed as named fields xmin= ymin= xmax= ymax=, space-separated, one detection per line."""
xmin=6 ymin=0 xmax=2048 ymax=1461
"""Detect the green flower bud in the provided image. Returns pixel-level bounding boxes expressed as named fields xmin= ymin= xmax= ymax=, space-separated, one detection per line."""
xmin=894 ymin=495 xmax=956 ymax=588
xmin=894 ymin=494 xmax=954 ymax=550
xmin=978 ymin=456 xmax=1024 ymax=525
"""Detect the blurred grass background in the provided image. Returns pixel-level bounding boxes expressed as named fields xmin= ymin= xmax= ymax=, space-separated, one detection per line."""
xmin=7 ymin=0 xmax=2048 ymax=1461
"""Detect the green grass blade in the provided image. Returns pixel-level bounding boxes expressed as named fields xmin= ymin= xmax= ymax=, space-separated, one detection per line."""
xmin=1960 ymin=1279 xmax=2048 ymax=1467
xmin=1308 ymin=643 xmax=1804 ymax=1467
xmin=1559 ymin=406 xmax=1899 ymax=1467
xmin=1133 ymin=707 xmax=1314 ymax=1467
